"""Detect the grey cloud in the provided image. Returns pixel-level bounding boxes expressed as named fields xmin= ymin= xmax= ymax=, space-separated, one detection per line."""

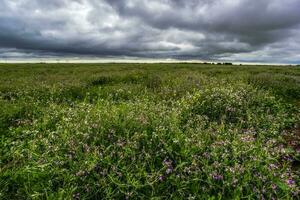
xmin=0 ymin=0 xmax=300 ymax=63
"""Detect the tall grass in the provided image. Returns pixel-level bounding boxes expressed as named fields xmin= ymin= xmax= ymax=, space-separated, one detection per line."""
xmin=0 ymin=63 xmax=299 ymax=199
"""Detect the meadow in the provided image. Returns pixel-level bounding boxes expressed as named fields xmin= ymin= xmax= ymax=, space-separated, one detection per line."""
xmin=0 ymin=63 xmax=299 ymax=199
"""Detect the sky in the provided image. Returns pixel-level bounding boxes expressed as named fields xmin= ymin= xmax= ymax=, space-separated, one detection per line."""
xmin=0 ymin=0 xmax=300 ymax=63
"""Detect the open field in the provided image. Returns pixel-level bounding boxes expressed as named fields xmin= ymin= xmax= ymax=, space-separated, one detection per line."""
xmin=0 ymin=63 xmax=299 ymax=199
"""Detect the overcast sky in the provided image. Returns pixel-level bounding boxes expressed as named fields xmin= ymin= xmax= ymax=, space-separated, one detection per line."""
xmin=1 ymin=0 xmax=300 ymax=63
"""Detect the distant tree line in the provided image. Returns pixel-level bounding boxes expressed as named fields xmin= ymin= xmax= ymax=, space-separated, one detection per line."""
xmin=203 ymin=62 xmax=234 ymax=65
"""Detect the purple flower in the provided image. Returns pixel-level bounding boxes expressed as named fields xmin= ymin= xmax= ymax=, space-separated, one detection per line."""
xmin=269 ymin=164 xmax=278 ymax=170
xmin=163 ymin=158 xmax=173 ymax=167
xmin=166 ymin=167 xmax=173 ymax=174
xmin=271 ymin=184 xmax=277 ymax=190
xmin=286 ymin=179 xmax=295 ymax=186
xmin=163 ymin=158 xmax=174 ymax=174
xmin=212 ymin=173 xmax=223 ymax=180
xmin=282 ymin=155 xmax=294 ymax=162
xmin=203 ymin=152 xmax=210 ymax=158
xmin=159 ymin=175 xmax=165 ymax=181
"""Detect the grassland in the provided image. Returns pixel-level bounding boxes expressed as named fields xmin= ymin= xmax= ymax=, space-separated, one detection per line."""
xmin=0 ymin=63 xmax=299 ymax=199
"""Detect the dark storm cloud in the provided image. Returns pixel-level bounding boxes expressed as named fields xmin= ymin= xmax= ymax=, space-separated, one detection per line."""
xmin=0 ymin=0 xmax=300 ymax=62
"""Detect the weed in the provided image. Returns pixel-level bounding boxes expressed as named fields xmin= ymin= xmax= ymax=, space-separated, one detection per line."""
xmin=0 ymin=63 xmax=299 ymax=199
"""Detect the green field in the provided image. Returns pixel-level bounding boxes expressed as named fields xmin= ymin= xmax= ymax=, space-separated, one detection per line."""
xmin=0 ymin=63 xmax=299 ymax=199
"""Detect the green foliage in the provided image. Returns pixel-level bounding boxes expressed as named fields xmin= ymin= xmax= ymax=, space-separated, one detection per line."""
xmin=0 ymin=63 xmax=299 ymax=199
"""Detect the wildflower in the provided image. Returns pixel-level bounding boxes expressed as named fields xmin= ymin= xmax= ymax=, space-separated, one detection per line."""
xmin=240 ymin=134 xmax=255 ymax=142
xmin=213 ymin=141 xmax=226 ymax=146
xmin=271 ymin=184 xmax=277 ymax=191
xmin=283 ymin=156 xmax=294 ymax=162
xmin=166 ymin=166 xmax=173 ymax=174
xmin=269 ymin=164 xmax=278 ymax=170
xmin=292 ymin=190 xmax=300 ymax=197
xmin=125 ymin=192 xmax=133 ymax=200
xmin=76 ymin=170 xmax=86 ymax=177
xmin=203 ymin=152 xmax=210 ymax=158
xmin=83 ymin=144 xmax=90 ymax=152
xmin=109 ymin=128 xmax=116 ymax=134
xmin=116 ymin=140 xmax=126 ymax=147
xmin=184 ymin=167 xmax=192 ymax=174
xmin=116 ymin=171 xmax=123 ymax=177
xmin=138 ymin=115 xmax=148 ymax=124
xmin=73 ymin=193 xmax=80 ymax=200
xmin=159 ymin=175 xmax=165 ymax=181
xmin=253 ymin=187 xmax=258 ymax=193
xmin=212 ymin=173 xmax=223 ymax=181
xmin=163 ymin=158 xmax=174 ymax=175
xmin=163 ymin=158 xmax=173 ymax=167
xmin=85 ymin=185 xmax=90 ymax=192
xmin=286 ymin=179 xmax=295 ymax=187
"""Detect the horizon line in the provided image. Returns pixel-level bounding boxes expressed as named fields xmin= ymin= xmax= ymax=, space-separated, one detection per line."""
xmin=0 ymin=59 xmax=298 ymax=66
